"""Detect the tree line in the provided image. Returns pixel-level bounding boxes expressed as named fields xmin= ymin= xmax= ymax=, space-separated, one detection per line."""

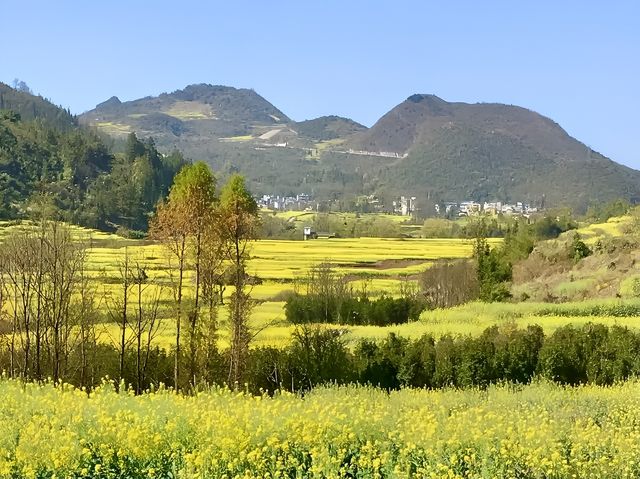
xmin=284 ymin=263 xmax=425 ymax=326
xmin=0 ymin=162 xmax=259 ymax=392
xmin=0 ymin=109 xmax=186 ymax=231
xmin=247 ymin=322 xmax=640 ymax=393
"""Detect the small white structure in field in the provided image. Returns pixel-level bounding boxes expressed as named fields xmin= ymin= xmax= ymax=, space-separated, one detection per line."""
xmin=303 ymin=226 xmax=317 ymax=240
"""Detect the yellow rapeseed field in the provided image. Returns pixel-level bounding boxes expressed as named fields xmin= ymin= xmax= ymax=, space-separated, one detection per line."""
xmin=1 ymin=379 xmax=640 ymax=478
xmin=0 ymin=222 xmax=484 ymax=341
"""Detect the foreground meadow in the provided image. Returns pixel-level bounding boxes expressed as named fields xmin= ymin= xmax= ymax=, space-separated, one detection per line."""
xmin=1 ymin=379 xmax=639 ymax=478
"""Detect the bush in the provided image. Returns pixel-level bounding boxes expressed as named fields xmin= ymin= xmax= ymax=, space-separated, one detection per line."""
xmin=286 ymin=326 xmax=354 ymax=391
xmin=571 ymin=233 xmax=591 ymax=262
xmin=537 ymin=325 xmax=586 ymax=384
xmin=285 ymin=294 xmax=425 ymax=326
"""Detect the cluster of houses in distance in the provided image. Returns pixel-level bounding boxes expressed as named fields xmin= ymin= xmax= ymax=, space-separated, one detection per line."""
xmin=257 ymin=193 xmax=540 ymax=218
xmin=257 ymin=194 xmax=316 ymax=211
xmin=438 ymin=201 xmax=539 ymax=217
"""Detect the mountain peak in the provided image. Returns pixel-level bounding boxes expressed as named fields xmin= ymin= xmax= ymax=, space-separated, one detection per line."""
xmin=77 ymin=85 xmax=640 ymax=211
xmin=95 ymin=96 xmax=121 ymax=110
xmin=406 ymin=93 xmax=445 ymax=104
xmin=294 ymin=115 xmax=366 ymax=141
xmin=81 ymin=82 xmax=291 ymax=139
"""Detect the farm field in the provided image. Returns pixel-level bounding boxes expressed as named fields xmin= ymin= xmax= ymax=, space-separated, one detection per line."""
xmin=1 ymin=221 xmax=484 ymax=348
xmin=232 ymin=298 xmax=640 ymax=348
xmin=91 ymin=236 xmax=486 ymax=349
xmin=2 ymin=379 xmax=640 ymax=478
xmin=576 ymin=214 xmax=631 ymax=243
xmin=4 ymin=219 xmax=640 ymax=349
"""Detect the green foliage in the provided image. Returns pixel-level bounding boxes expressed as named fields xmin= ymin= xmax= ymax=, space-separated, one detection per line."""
xmin=285 ymin=294 xmax=424 ymax=326
xmin=285 ymin=263 xmax=425 ymax=326
xmin=461 ymin=217 xmax=507 ymax=238
xmin=421 ymin=218 xmax=461 ymax=238
xmin=0 ymin=105 xmax=186 ymax=229
xmin=472 ymin=215 xmax=579 ymax=302
xmin=535 ymin=302 xmax=640 ymax=317
xmin=88 ymin=134 xmax=187 ymax=230
xmin=312 ymin=213 xmax=401 ymax=238
xmin=585 ymin=198 xmax=630 ymax=223
xmin=0 ymin=81 xmax=76 ymax=129
xmin=286 ymin=326 xmax=354 ymax=391
xmin=220 ymin=174 xmax=258 ymax=216
xmin=294 ymin=115 xmax=365 ymax=141
xmin=246 ymin=322 xmax=640 ymax=391
xmin=168 ymin=161 xmax=216 ymax=205
xmin=0 ymin=109 xmax=111 ymax=221
xmin=532 ymin=214 xmax=577 ymax=239
xmin=259 ymin=213 xmax=299 ymax=239
xmin=0 ymin=82 xmax=188 ymax=230
xmin=474 ymin=236 xmax=512 ymax=302
xmin=537 ymin=324 xmax=640 ymax=385
xmin=571 ymin=233 xmax=592 ymax=262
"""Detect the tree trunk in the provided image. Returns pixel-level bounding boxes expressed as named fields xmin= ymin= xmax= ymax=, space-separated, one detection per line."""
xmin=119 ymin=252 xmax=129 ymax=385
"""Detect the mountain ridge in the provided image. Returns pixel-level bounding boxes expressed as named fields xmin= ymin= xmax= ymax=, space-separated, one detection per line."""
xmin=0 ymin=82 xmax=77 ymax=129
xmin=74 ymin=85 xmax=640 ymax=210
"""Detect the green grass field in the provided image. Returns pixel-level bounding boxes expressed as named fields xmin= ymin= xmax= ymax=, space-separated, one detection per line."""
xmin=93 ymin=121 xmax=133 ymax=137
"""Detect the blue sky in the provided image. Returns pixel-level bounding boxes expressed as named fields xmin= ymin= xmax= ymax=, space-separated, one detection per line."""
xmin=2 ymin=1 xmax=639 ymax=167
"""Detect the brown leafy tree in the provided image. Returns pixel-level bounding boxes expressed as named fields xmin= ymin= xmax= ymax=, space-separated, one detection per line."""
xmin=216 ymin=174 xmax=259 ymax=385
xmin=150 ymin=162 xmax=219 ymax=390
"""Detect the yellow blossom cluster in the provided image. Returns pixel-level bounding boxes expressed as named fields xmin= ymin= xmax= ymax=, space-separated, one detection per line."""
xmin=1 ymin=379 xmax=640 ymax=478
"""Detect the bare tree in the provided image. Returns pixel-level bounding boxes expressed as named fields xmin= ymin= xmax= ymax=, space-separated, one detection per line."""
xmin=104 ymin=247 xmax=135 ymax=387
xmin=128 ymin=260 xmax=165 ymax=393
xmin=419 ymin=259 xmax=479 ymax=309
xmin=198 ymin=222 xmax=225 ymax=384
xmin=0 ymin=223 xmax=90 ymax=385
xmin=0 ymin=250 xmax=10 ymax=374
xmin=72 ymin=257 xmax=98 ymax=389
xmin=40 ymin=222 xmax=87 ymax=383
xmin=2 ymin=230 xmax=38 ymax=378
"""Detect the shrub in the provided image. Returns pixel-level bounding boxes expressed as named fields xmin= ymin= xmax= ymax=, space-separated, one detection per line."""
xmin=285 ymin=326 xmax=354 ymax=391
xmin=285 ymin=294 xmax=425 ymax=326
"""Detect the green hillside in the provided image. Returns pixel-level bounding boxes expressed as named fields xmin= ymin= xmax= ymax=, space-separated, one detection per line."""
xmin=79 ymin=87 xmax=640 ymax=211
xmin=511 ymin=209 xmax=640 ymax=301
xmin=81 ymin=83 xmax=291 ymax=140
xmin=293 ymin=115 xmax=366 ymax=141
xmin=347 ymin=94 xmax=640 ymax=210
xmin=0 ymin=82 xmax=76 ymax=129
xmin=0 ymin=84 xmax=185 ymax=229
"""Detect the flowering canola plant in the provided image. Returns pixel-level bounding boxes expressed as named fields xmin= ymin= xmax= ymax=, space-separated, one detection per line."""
xmin=1 ymin=379 xmax=640 ymax=478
